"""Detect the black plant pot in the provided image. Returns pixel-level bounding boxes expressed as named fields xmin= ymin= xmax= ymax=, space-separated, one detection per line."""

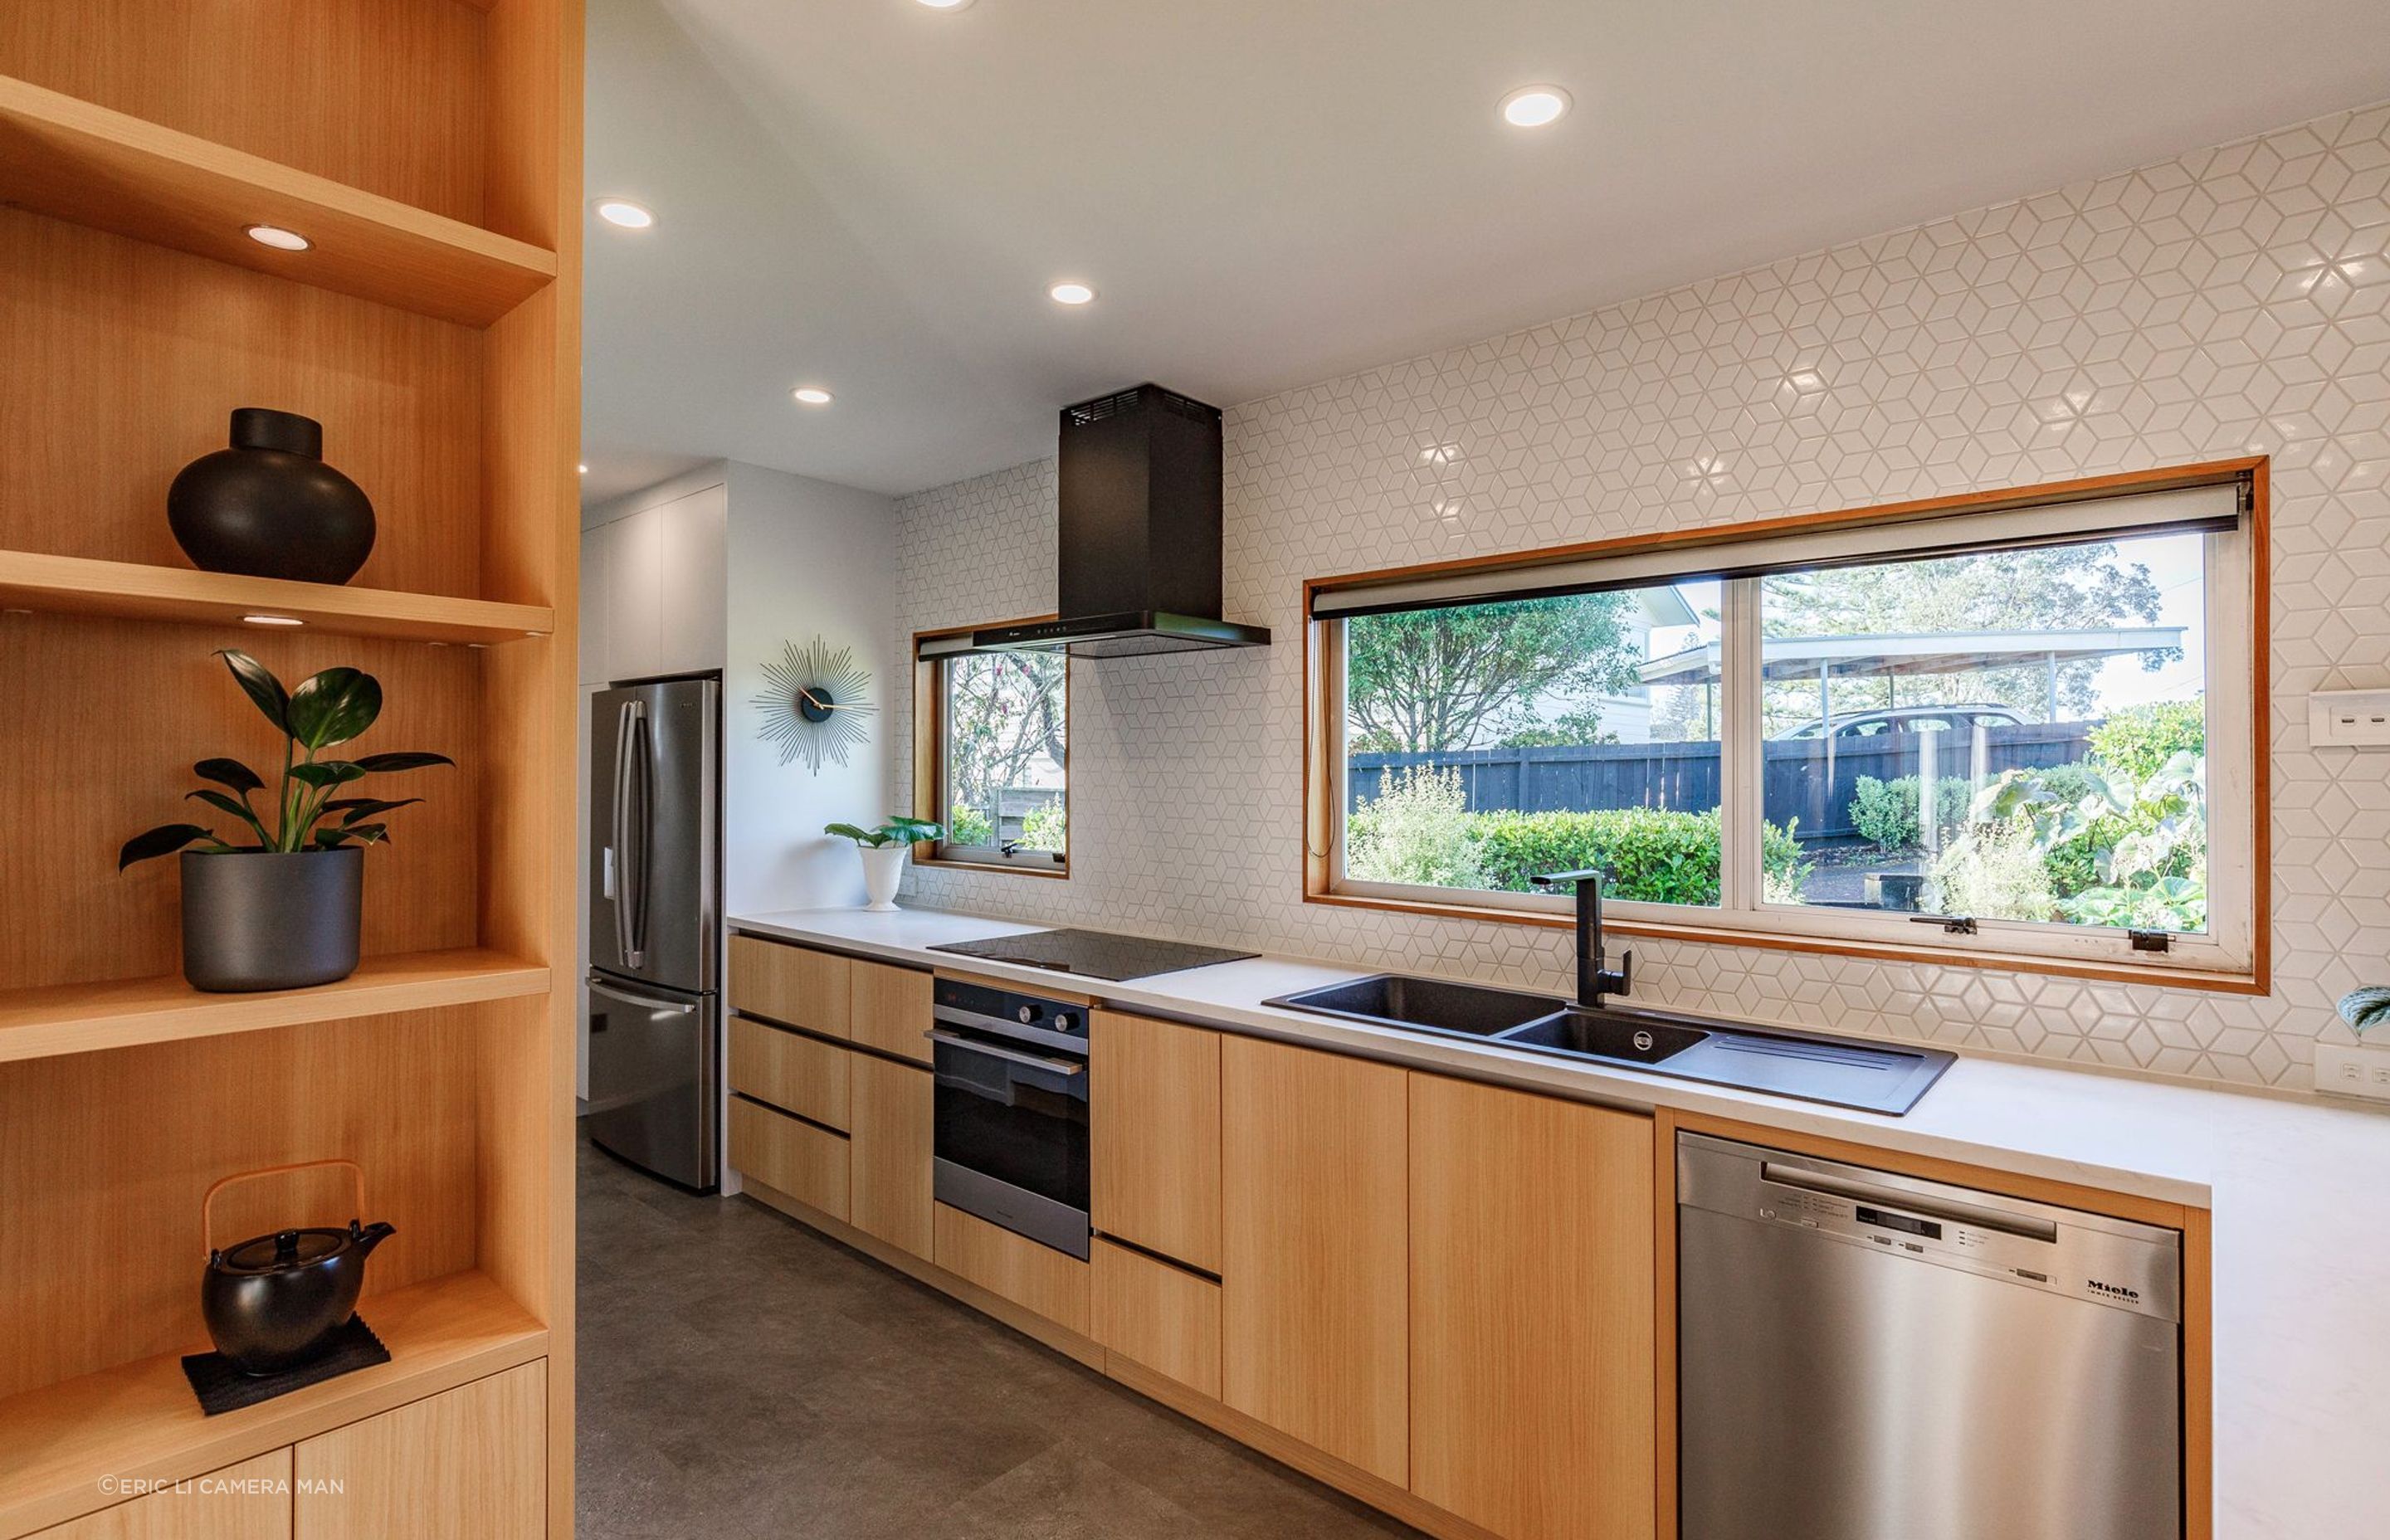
xmin=179 ymin=849 xmax=363 ymax=992
xmin=167 ymin=409 xmax=376 ymax=584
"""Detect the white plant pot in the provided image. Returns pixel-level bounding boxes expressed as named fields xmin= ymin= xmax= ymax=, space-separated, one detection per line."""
xmin=857 ymin=843 xmax=908 ymax=912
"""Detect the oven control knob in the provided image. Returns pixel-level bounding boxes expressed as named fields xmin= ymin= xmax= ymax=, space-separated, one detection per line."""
xmin=1017 ymin=1006 xmax=1034 ymax=1024
xmin=1055 ymin=1013 xmax=1076 ymax=1033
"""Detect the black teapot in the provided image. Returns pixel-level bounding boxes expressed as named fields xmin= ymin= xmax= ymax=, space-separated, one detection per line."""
xmin=201 ymin=1159 xmax=394 ymax=1376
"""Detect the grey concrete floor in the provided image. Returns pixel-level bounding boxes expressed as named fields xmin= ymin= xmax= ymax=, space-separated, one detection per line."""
xmin=575 ymin=1137 xmax=1419 ymax=1538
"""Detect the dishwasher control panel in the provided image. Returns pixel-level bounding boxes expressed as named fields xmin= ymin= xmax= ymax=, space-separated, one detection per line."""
xmin=1680 ymin=1132 xmax=2183 ymax=1323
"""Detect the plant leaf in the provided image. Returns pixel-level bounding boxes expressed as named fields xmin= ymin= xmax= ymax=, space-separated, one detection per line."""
xmin=824 ymin=821 xmax=876 ymax=844
xmin=119 ymin=823 xmax=215 ymax=870
xmin=216 ymin=651 xmax=290 ymax=733
xmin=2339 ymin=987 xmax=2390 ymax=1035
xmin=186 ymin=788 xmax=269 ymax=840
xmin=193 ymin=757 xmax=266 ymax=794
xmin=287 ymin=667 xmax=383 ymax=751
xmin=324 ymin=797 xmax=422 ymax=825
xmin=290 ymin=760 xmax=367 ymax=789
xmin=343 ymin=823 xmax=388 ymax=846
xmin=350 ymin=751 xmax=455 ymax=773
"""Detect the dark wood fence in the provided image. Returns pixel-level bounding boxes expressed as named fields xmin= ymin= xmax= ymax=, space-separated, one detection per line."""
xmin=1350 ymin=722 xmax=2094 ymax=840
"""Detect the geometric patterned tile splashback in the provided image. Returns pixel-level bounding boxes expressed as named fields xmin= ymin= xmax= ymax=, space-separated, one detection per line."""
xmin=898 ymin=99 xmax=2390 ymax=1092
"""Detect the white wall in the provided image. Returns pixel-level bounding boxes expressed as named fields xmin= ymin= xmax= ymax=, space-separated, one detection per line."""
xmin=721 ymin=461 xmax=900 ymax=917
xmin=894 ymin=99 xmax=2390 ymax=1094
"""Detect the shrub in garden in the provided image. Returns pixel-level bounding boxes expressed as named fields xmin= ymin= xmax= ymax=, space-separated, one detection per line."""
xmin=948 ymin=805 xmax=993 ymax=846
xmin=1848 ymin=775 xmax=1971 ymax=851
xmin=2089 ymin=698 xmax=2205 ymax=780
xmin=1021 ymin=797 xmax=1066 ymax=851
xmin=1473 ymin=807 xmax=1812 ymax=906
xmin=1346 ymin=767 xmax=1486 ymax=889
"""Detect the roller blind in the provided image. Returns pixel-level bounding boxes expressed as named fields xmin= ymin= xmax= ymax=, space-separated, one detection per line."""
xmin=1310 ymin=479 xmax=2246 ymax=620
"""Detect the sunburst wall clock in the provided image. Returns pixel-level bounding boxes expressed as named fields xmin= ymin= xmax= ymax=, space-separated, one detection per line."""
xmin=755 ymin=636 xmax=875 ymax=773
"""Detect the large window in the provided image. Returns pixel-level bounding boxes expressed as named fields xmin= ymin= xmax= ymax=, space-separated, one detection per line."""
xmin=918 ymin=636 xmax=1068 ymax=870
xmin=1310 ymin=469 xmax=2260 ymax=982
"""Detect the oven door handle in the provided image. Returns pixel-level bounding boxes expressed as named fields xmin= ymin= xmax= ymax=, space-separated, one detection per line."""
xmin=924 ymin=1028 xmax=1086 ymax=1077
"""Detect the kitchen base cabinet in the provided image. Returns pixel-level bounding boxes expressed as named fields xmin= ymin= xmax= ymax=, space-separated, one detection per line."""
xmin=729 ymin=936 xmax=850 ymax=1039
xmin=36 ymin=1451 xmax=290 ymax=1540
xmin=1090 ymin=1010 xmax=1222 ymax=1272
xmin=727 ymin=1016 xmax=850 ymax=1130
xmin=293 ymin=1362 xmax=545 ymax=1539
xmin=1092 ymin=1239 xmax=1222 ymax=1401
xmin=849 ymin=961 xmax=933 ymax=1064
xmin=1409 ymin=1075 xmax=1656 ymax=1540
xmin=729 ymin=1095 xmax=851 ymax=1221
xmin=934 ymin=1203 xmax=1090 ymax=1335
xmin=849 ymin=1052 xmax=934 ymax=1257
xmin=1220 ymin=1036 xmax=1410 ymax=1487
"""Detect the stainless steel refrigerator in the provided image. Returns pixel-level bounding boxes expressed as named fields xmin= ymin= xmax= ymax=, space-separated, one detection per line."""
xmin=586 ymin=676 xmax=720 ymax=1190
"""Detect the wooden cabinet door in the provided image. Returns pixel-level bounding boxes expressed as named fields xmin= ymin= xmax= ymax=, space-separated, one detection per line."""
xmin=849 ymin=1051 xmax=934 ymax=1257
xmin=1409 ymin=1075 xmax=1656 ymax=1540
xmin=39 ymin=1451 xmax=290 ymax=1539
xmin=1090 ymin=1010 xmax=1221 ymax=1272
xmin=294 ymin=1361 xmax=544 ymax=1539
xmin=1220 ymin=1037 xmax=1408 ymax=1485
xmin=729 ymin=936 xmax=850 ymax=1039
xmin=728 ymin=1016 xmax=850 ymax=1130
xmin=849 ymin=960 xmax=932 ymax=1064
xmin=1092 ymin=1237 xmax=1222 ymax=1401
xmin=729 ymin=1096 xmax=851 ymax=1220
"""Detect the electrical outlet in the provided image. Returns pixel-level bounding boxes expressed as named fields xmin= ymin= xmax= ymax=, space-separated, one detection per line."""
xmin=2314 ymin=1041 xmax=2390 ymax=1102
xmin=2308 ymin=690 xmax=2390 ymax=748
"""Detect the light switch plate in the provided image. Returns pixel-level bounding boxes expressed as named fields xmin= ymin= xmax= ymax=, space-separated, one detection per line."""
xmin=2308 ymin=690 xmax=2390 ymax=748
xmin=2314 ymin=1041 xmax=2390 ymax=1102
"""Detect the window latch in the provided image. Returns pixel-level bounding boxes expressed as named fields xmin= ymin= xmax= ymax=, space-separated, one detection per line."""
xmin=2129 ymin=929 xmax=2172 ymax=953
xmin=1910 ymin=914 xmax=1977 ymax=936
xmin=1000 ymin=839 xmax=1022 ymax=857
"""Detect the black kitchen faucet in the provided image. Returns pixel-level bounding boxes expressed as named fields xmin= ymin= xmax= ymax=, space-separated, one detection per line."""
xmin=1531 ymin=867 xmax=1633 ymax=1008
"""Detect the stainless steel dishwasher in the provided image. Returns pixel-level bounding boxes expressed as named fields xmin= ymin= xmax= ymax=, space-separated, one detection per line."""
xmin=1677 ymin=1133 xmax=2183 ymax=1540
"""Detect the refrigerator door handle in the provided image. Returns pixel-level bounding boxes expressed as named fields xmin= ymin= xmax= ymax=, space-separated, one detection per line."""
xmin=629 ymin=702 xmax=654 ymax=968
xmin=588 ymin=973 xmax=699 ymax=1014
xmin=611 ymin=699 xmax=647 ymax=970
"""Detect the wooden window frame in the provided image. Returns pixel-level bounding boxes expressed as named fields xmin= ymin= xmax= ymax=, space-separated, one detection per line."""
xmin=912 ymin=616 xmax=1072 ymax=879
xmin=1302 ymin=459 xmax=2272 ymax=995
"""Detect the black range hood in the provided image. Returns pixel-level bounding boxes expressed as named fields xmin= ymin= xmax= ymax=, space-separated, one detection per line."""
xmin=971 ymin=385 xmax=1269 ymax=658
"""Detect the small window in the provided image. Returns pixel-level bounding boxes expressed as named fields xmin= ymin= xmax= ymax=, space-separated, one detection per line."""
xmin=917 ymin=638 xmax=1068 ymax=871
xmin=1308 ymin=468 xmax=2260 ymax=984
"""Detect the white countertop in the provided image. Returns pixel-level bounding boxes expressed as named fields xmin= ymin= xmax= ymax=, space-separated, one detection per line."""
xmin=731 ymin=904 xmax=2390 ymax=1538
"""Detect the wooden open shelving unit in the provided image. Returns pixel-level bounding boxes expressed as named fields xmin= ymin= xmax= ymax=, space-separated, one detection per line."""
xmin=0 ymin=1 xmax=582 ymax=1534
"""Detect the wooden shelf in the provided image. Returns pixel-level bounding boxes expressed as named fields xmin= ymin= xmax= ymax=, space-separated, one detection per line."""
xmin=0 ymin=75 xmax=556 ymax=328
xmin=0 ymin=949 xmax=549 ymax=1065
xmin=0 ymin=1270 xmax=547 ymax=1539
xmin=0 ymin=550 xmax=554 ymax=644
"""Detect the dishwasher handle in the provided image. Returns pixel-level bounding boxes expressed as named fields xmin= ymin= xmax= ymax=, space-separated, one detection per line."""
xmin=1759 ymin=1161 xmax=2060 ymax=1243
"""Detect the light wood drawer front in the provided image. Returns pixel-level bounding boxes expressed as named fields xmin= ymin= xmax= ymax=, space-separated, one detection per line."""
xmin=730 ymin=1097 xmax=850 ymax=1221
xmin=728 ymin=1016 xmax=850 ymax=1130
xmin=39 ymin=1449 xmax=292 ymax=1538
xmin=293 ymin=1361 xmax=545 ymax=1539
xmin=1091 ymin=1010 xmax=1222 ymax=1271
xmin=1092 ymin=1239 xmax=1222 ymax=1401
xmin=933 ymin=1203 xmax=1089 ymax=1335
xmin=729 ymin=935 xmax=850 ymax=1038
xmin=850 ymin=959 xmax=932 ymax=1065
xmin=849 ymin=1052 xmax=934 ymax=1258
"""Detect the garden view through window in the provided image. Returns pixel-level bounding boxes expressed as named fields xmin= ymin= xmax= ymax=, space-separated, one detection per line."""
xmin=939 ymin=650 xmax=1067 ymax=863
xmin=1334 ymin=506 xmax=2231 ymax=962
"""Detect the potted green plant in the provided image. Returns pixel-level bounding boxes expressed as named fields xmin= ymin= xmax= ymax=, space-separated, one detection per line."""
xmin=120 ymin=650 xmax=452 ymax=992
xmin=825 ymin=816 xmax=942 ymax=912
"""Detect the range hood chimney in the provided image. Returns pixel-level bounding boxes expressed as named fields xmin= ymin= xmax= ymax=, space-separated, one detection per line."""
xmin=967 ymin=385 xmax=1270 ymax=658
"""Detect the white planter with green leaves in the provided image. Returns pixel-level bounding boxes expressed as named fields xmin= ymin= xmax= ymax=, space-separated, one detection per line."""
xmin=827 ymin=816 xmax=942 ymax=913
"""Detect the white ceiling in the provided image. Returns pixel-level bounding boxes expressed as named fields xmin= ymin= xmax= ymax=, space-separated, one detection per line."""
xmin=581 ymin=0 xmax=2390 ymax=502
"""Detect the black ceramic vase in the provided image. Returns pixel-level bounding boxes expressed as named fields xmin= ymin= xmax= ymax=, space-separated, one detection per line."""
xmin=167 ymin=409 xmax=376 ymax=583
xmin=179 ymin=848 xmax=363 ymax=992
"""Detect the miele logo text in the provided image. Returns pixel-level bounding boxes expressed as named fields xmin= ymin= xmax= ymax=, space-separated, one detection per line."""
xmin=2087 ymin=1279 xmax=2141 ymax=1302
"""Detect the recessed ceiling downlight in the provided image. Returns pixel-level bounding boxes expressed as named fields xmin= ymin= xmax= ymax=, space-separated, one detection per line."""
xmin=916 ymin=0 xmax=974 ymax=8
xmin=246 ymin=225 xmax=310 ymax=251
xmin=593 ymin=199 xmax=655 ymax=229
xmin=242 ymin=614 xmax=305 ymax=626
xmin=792 ymin=386 xmax=834 ymax=406
xmin=1500 ymin=85 xmax=1572 ymax=128
xmin=1048 ymin=281 xmax=1096 ymax=306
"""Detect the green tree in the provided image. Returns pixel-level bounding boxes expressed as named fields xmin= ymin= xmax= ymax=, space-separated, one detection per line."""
xmin=1347 ymin=593 xmax=1641 ymax=752
xmin=1759 ymin=543 xmax=2173 ymax=732
xmin=944 ymin=652 xmax=1066 ymax=811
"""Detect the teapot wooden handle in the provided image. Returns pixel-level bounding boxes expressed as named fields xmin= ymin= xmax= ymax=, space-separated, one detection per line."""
xmin=202 ymin=1158 xmax=367 ymax=1258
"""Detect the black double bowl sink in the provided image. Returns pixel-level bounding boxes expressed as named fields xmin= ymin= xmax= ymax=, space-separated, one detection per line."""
xmin=1262 ymin=974 xmax=1951 ymax=1115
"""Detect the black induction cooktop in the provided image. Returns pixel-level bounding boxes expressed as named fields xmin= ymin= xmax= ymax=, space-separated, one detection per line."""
xmin=929 ymin=928 xmax=1256 ymax=982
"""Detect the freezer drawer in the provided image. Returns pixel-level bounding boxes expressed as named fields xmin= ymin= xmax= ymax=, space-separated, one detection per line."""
xmin=1677 ymin=1133 xmax=2182 ymax=1540
xmin=586 ymin=973 xmax=719 ymax=1191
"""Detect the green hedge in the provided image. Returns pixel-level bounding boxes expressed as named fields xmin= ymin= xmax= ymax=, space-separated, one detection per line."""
xmin=1467 ymin=807 xmax=1809 ymax=906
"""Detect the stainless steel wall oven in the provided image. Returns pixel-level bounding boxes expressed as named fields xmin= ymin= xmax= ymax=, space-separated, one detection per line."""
xmin=929 ymin=977 xmax=1091 ymax=1258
